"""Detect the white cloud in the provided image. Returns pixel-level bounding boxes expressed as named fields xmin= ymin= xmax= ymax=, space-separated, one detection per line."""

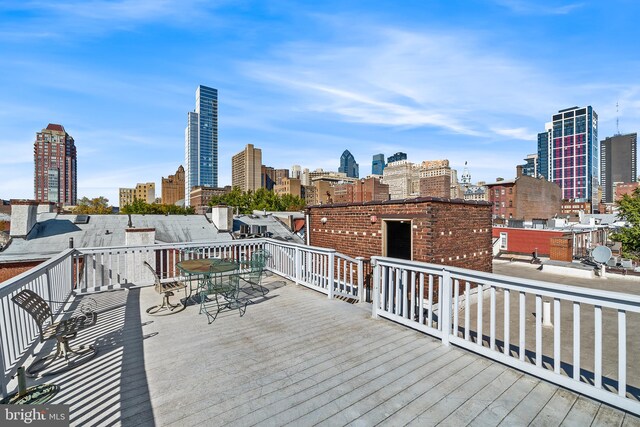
xmin=494 ymin=0 xmax=584 ymax=15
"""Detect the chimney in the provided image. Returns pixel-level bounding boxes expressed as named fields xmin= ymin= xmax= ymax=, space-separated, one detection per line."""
xmin=516 ymin=165 xmax=524 ymax=178
xmin=9 ymin=200 xmax=39 ymax=238
xmin=209 ymin=205 xmax=234 ymax=231
xmin=37 ymin=202 xmax=55 ymax=214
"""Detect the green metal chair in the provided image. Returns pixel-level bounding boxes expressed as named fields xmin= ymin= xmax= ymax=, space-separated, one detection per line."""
xmin=199 ymin=267 xmax=246 ymax=324
xmin=240 ymin=249 xmax=271 ymax=296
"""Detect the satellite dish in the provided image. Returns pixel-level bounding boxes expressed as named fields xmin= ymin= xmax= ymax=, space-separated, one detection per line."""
xmin=592 ymin=245 xmax=612 ymax=264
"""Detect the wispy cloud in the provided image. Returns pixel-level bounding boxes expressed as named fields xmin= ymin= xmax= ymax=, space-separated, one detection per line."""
xmin=242 ymin=26 xmax=564 ymax=141
xmin=494 ymin=0 xmax=584 ymax=15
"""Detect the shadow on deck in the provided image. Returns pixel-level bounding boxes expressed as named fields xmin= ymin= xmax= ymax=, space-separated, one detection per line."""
xmin=22 ymin=275 xmax=640 ymax=426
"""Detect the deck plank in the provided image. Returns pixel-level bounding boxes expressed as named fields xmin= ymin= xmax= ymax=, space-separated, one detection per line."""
xmin=30 ymin=275 xmax=639 ymax=426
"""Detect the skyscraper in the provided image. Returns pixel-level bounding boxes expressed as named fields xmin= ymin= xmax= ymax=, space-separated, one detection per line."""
xmin=600 ymin=133 xmax=637 ymax=203
xmin=34 ymin=124 xmax=77 ymax=206
xmin=537 ymin=106 xmax=598 ymax=208
xmin=521 ymin=154 xmax=538 ymax=178
xmin=387 ymin=152 xmax=407 ymax=164
xmin=232 ymin=144 xmax=262 ymax=192
xmin=372 ymin=154 xmax=385 ymax=175
xmin=339 ymin=150 xmax=359 ymax=178
xmin=185 ymin=85 xmax=218 ymax=206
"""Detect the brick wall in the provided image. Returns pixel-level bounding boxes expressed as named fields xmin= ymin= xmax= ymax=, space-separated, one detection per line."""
xmin=0 ymin=260 xmax=44 ymax=284
xmin=307 ymin=198 xmax=492 ymax=272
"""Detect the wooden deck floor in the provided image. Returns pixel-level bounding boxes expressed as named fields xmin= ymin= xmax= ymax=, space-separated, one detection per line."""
xmin=36 ymin=274 xmax=640 ymax=426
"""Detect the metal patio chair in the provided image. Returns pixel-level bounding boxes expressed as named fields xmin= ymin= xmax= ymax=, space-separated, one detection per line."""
xmin=11 ymin=289 xmax=98 ymax=377
xmin=199 ymin=271 xmax=247 ymax=324
xmin=143 ymin=261 xmax=187 ymax=315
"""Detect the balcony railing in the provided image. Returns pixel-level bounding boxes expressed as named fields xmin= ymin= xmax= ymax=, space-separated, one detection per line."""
xmin=371 ymin=255 xmax=640 ymax=414
xmin=1 ymin=239 xmax=639 ymax=415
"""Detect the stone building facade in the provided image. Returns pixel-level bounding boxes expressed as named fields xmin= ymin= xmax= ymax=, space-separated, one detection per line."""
xmin=161 ymin=165 xmax=185 ymax=205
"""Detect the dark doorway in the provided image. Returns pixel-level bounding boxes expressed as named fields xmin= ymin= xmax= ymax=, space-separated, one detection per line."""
xmin=385 ymin=221 xmax=412 ymax=260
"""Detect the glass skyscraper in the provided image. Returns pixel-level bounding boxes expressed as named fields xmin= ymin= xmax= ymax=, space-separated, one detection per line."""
xmin=372 ymin=153 xmax=385 ymax=175
xmin=537 ymin=106 xmax=598 ymax=208
xmin=339 ymin=150 xmax=359 ymax=178
xmin=185 ymin=85 xmax=218 ymax=205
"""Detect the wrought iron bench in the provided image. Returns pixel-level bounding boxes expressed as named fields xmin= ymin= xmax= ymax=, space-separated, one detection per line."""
xmin=11 ymin=289 xmax=97 ymax=377
xmin=143 ymin=261 xmax=187 ymax=315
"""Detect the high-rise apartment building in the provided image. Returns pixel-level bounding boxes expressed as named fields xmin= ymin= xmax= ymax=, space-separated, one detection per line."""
xmin=537 ymin=106 xmax=599 ymax=208
xmin=372 ymin=154 xmax=385 ymax=176
xmin=119 ymin=182 xmax=155 ymax=207
xmin=291 ymin=165 xmax=302 ymax=179
xmin=185 ymin=85 xmax=218 ymax=206
xmin=161 ymin=165 xmax=185 ymax=206
xmin=339 ymin=150 xmax=359 ymax=178
xmin=521 ymin=154 xmax=538 ymax=178
xmin=34 ymin=124 xmax=77 ymax=206
xmin=387 ymin=152 xmax=407 ymax=164
xmin=600 ymin=133 xmax=637 ymax=203
xmin=232 ymin=144 xmax=262 ymax=191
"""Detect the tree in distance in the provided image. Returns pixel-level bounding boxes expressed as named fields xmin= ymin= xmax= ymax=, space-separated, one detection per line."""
xmin=611 ymin=187 xmax=640 ymax=260
xmin=208 ymin=187 xmax=305 ymax=214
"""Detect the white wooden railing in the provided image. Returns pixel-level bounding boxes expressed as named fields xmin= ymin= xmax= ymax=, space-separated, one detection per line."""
xmin=0 ymin=249 xmax=75 ymax=397
xmin=371 ymin=256 xmax=640 ymax=414
xmin=0 ymin=239 xmax=365 ymax=397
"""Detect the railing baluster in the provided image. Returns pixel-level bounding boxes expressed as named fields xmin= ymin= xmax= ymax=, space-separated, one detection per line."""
xmin=619 ymin=309 xmax=627 ymax=397
xmin=573 ymin=302 xmax=581 ymax=381
xmin=427 ymin=274 xmax=433 ymax=328
xmin=554 ymin=298 xmax=561 ymax=374
xmin=453 ymin=279 xmax=459 ymax=336
xmin=410 ymin=271 xmax=416 ymax=322
xmin=381 ymin=265 xmax=388 ymax=312
xmin=536 ymin=295 xmax=542 ymax=367
xmin=519 ymin=291 xmax=525 ymax=361
xmin=402 ymin=269 xmax=408 ymax=318
xmin=477 ymin=283 xmax=483 ymax=346
xmin=595 ymin=305 xmax=603 ymax=388
xmin=490 ymin=285 xmax=496 ymax=351
xmin=504 ymin=288 xmax=510 ymax=355
xmin=465 ymin=281 xmax=471 ymax=341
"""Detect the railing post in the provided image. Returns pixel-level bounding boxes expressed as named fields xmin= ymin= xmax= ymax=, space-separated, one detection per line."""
xmin=372 ymin=258 xmax=380 ymax=319
xmin=327 ymin=250 xmax=335 ymax=299
xmin=441 ymin=268 xmax=452 ymax=346
xmin=294 ymin=246 xmax=301 ymax=285
xmin=356 ymin=257 xmax=364 ymax=303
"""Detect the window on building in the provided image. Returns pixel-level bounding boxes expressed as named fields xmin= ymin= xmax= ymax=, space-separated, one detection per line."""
xmin=500 ymin=232 xmax=508 ymax=250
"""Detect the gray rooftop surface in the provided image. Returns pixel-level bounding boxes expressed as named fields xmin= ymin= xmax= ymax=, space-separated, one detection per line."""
xmin=0 ymin=214 xmax=233 ymax=262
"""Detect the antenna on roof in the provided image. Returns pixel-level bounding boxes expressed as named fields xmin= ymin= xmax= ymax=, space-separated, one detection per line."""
xmin=616 ymin=101 xmax=620 ymax=135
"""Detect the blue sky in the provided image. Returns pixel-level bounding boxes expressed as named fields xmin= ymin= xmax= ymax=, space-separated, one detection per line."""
xmin=1 ymin=0 xmax=639 ymax=206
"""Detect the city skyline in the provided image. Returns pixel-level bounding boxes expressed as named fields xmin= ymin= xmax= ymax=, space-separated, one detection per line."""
xmin=1 ymin=1 xmax=640 ymax=205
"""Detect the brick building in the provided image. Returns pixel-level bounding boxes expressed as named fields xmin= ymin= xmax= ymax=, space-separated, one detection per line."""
xmin=307 ymin=197 xmax=492 ymax=272
xmin=34 ymin=123 xmax=77 ymax=206
xmin=189 ymin=185 xmax=231 ymax=211
xmin=486 ymin=166 xmax=562 ymax=220
xmin=274 ymin=177 xmax=302 ymax=198
xmin=161 ymin=165 xmax=185 ymax=205
xmin=419 ymin=175 xmax=451 ymax=198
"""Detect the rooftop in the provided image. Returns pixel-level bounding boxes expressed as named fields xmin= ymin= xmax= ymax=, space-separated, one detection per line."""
xmin=16 ymin=275 xmax=639 ymax=426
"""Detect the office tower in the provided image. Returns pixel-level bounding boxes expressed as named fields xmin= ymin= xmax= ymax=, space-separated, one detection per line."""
xmin=600 ymin=133 xmax=637 ymax=203
xmin=383 ymin=160 xmax=419 ymax=199
xmin=119 ymin=183 xmax=156 ymax=207
xmin=387 ymin=152 xmax=407 ymax=164
xmin=232 ymin=144 xmax=262 ymax=192
xmin=34 ymin=124 xmax=77 ymax=206
xmin=537 ymin=106 xmax=598 ymax=208
xmin=185 ymin=85 xmax=218 ymax=206
xmin=521 ymin=154 xmax=538 ymax=178
xmin=372 ymin=154 xmax=385 ymax=175
xmin=162 ymin=165 xmax=185 ymax=205
xmin=291 ymin=165 xmax=302 ymax=179
xmin=339 ymin=150 xmax=359 ymax=178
